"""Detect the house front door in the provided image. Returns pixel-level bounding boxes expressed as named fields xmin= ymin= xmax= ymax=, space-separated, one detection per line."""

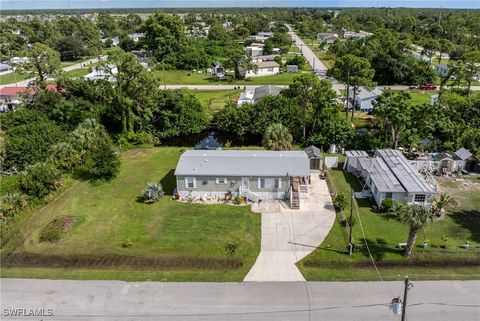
xmin=241 ymin=177 xmax=250 ymax=191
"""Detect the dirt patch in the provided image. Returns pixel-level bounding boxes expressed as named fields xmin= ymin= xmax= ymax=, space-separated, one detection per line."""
xmin=39 ymin=216 xmax=78 ymax=243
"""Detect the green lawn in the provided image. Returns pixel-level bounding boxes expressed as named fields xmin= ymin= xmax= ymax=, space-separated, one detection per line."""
xmin=0 ymin=71 xmax=32 ymax=85
xmin=190 ymin=89 xmax=240 ymax=112
xmin=63 ymin=68 xmax=90 ymax=78
xmin=409 ymin=90 xmax=436 ymax=105
xmin=298 ymin=166 xmax=480 ymax=281
xmin=2 ymin=147 xmax=261 ymax=281
xmin=154 ymin=70 xmax=299 ymax=85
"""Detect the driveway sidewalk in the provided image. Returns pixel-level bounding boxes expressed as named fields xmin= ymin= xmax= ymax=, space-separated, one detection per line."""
xmin=244 ymin=173 xmax=336 ymax=281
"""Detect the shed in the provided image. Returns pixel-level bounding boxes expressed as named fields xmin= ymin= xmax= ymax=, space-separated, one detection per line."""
xmin=286 ymin=65 xmax=298 ymax=72
xmin=304 ymin=145 xmax=324 ymax=170
xmin=454 ymin=148 xmax=479 ymax=172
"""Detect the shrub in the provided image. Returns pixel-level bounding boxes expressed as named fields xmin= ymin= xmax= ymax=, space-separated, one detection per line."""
xmin=0 ymin=193 xmax=27 ymax=221
xmin=142 ymin=182 xmax=165 ymax=203
xmin=333 ymin=193 xmax=348 ymax=211
xmin=233 ymin=196 xmax=246 ymax=204
xmin=39 ymin=216 xmax=76 ymax=242
xmin=224 ymin=238 xmax=241 ymax=257
xmin=262 ymin=123 xmax=293 ymax=150
xmin=381 ymin=198 xmax=394 ymax=212
xmin=19 ymin=163 xmax=61 ymax=198
xmin=77 ymin=134 xmax=120 ymax=180
xmin=122 ymin=238 xmax=133 ymax=248
xmin=117 ymin=132 xmax=155 ymax=147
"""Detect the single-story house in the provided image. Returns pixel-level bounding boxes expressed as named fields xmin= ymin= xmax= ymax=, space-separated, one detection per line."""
xmin=208 ymin=61 xmax=225 ymax=78
xmin=10 ymin=56 xmax=29 ymax=65
xmin=251 ymin=32 xmax=274 ymax=42
xmin=348 ymin=86 xmax=383 ymax=111
xmin=237 ymin=85 xmax=282 ymax=105
xmin=344 ymin=149 xmax=436 ymax=207
xmin=243 ymin=61 xmax=280 ymax=78
xmin=84 ymin=65 xmax=118 ymax=82
xmin=252 ymin=54 xmax=276 ymax=63
xmin=454 ymin=147 xmax=479 ymax=172
xmin=128 ymin=33 xmax=144 ymax=42
xmin=174 ymin=150 xmax=310 ymax=203
xmin=412 ymin=51 xmax=429 ymax=62
xmin=131 ymin=50 xmax=153 ymax=58
xmin=316 ymin=32 xmax=338 ymax=44
xmin=435 ymin=63 xmax=449 ymax=77
xmin=0 ymin=84 xmax=63 ymax=112
xmin=0 ymin=62 xmax=10 ymax=73
xmin=304 ymin=145 xmax=324 ymax=170
xmin=286 ymin=65 xmax=299 ymax=72
xmin=245 ymin=46 xmax=264 ymax=57
xmin=343 ymin=31 xmax=371 ymax=40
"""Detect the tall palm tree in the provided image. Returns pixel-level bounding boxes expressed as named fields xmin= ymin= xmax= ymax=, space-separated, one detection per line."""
xmin=262 ymin=123 xmax=293 ymax=151
xmin=396 ymin=203 xmax=435 ymax=256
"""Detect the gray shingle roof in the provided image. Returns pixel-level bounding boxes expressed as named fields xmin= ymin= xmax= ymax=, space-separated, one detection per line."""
xmin=304 ymin=145 xmax=322 ymax=159
xmin=253 ymin=85 xmax=282 ymax=101
xmin=454 ymin=147 xmax=473 ymax=160
xmin=354 ymin=87 xmax=383 ymax=100
xmin=174 ymin=150 xmax=310 ymax=177
xmin=358 ymin=157 xmax=405 ymax=192
xmin=345 ymin=150 xmax=368 ymax=158
xmin=375 ymin=149 xmax=436 ymax=194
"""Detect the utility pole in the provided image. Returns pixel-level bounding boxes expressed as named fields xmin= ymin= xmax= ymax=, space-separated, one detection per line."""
xmin=348 ymin=188 xmax=354 ymax=255
xmin=401 ymin=276 xmax=413 ymax=321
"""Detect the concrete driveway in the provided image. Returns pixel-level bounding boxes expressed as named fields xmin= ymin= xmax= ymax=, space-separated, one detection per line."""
xmin=244 ymin=173 xmax=336 ymax=281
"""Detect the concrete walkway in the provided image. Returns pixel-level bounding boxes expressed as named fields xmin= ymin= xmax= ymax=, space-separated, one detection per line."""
xmin=244 ymin=173 xmax=336 ymax=282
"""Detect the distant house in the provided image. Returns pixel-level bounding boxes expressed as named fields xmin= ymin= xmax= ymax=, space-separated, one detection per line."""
xmin=208 ymin=61 xmax=225 ymax=78
xmin=237 ymin=85 xmax=282 ymax=105
xmin=245 ymin=46 xmax=264 ymax=57
xmin=343 ymin=31 xmax=370 ymax=40
xmin=9 ymin=56 xmax=29 ymax=65
xmin=348 ymin=86 xmax=383 ymax=111
xmin=316 ymin=32 xmax=338 ymax=44
xmin=304 ymin=145 xmax=324 ymax=170
xmin=0 ymin=62 xmax=10 ymax=73
xmin=128 ymin=33 xmax=145 ymax=42
xmin=252 ymin=54 xmax=276 ymax=63
xmin=0 ymin=84 xmax=63 ymax=112
xmin=131 ymin=50 xmax=153 ymax=58
xmin=286 ymin=65 xmax=298 ymax=72
xmin=243 ymin=61 xmax=280 ymax=78
xmin=251 ymin=32 xmax=274 ymax=42
xmin=174 ymin=150 xmax=310 ymax=202
xmin=84 ymin=65 xmax=118 ymax=82
xmin=412 ymin=51 xmax=430 ymax=62
xmin=195 ymin=132 xmax=223 ymax=150
xmin=101 ymin=37 xmax=120 ymax=46
xmin=435 ymin=64 xmax=449 ymax=77
xmin=344 ymin=149 xmax=436 ymax=207
xmin=454 ymin=148 xmax=479 ymax=172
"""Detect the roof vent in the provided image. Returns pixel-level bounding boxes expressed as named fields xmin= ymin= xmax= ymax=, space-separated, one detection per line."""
xmin=205 ymin=159 xmax=208 ymax=162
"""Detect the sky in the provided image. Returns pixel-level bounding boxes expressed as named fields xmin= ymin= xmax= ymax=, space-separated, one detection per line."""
xmin=1 ymin=0 xmax=479 ymax=10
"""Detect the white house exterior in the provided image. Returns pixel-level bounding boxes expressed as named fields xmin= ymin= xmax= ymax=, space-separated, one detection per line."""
xmin=174 ymin=150 xmax=310 ymax=203
xmin=316 ymin=33 xmax=338 ymax=44
xmin=435 ymin=64 xmax=449 ymax=77
xmin=348 ymin=86 xmax=383 ymax=111
xmin=128 ymin=33 xmax=145 ymax=42
xmin=244 ymin=61 xmax=280 ymax=77
xmin=84 ymin=65 xmax=118 ymax=82
xmin=237 ymin=85 xmax=282 ymax=105
xmin=245 ymin=46 xmax=264 ymax=57
xmin=344 ymin=149 xmax=436 ymax=207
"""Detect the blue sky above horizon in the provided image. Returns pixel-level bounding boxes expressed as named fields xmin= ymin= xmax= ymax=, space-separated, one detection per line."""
xmin=1 ymin=0 xmax=479 ymax=10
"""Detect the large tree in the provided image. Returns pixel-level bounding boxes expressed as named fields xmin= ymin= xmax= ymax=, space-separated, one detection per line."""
xmin=262 ymin=123 xmax=293 ymax=150
xmin=288 ymin=74 xmax=319 ymax=141
xmin=25 ymin=43 xmax=61 ymax=88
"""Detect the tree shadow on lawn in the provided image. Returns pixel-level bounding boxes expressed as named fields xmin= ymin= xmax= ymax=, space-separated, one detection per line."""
xmin=448 ymin=209 xmax=480 ymax=243
xmin=356 ymin=238 xmax=404 ymax=261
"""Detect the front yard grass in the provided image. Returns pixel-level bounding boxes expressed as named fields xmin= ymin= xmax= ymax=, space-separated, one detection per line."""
xmin=0 ymin=71 xmax=32 ymax=85
xmin=153 ymin=70 xmax=299 ymax=85
xmin=1 ymin=147 xmax=261 ymax=281
xmin=298 ymin=166 xmax=480 ymax=281
xmin=190 ymin=89 xmax=240 ymax=112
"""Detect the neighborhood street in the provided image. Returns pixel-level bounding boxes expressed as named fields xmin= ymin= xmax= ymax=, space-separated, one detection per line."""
xmin=1 ymin=278 xmax=479 ymax=321
xmin=287 ymin=25 xmax=328 ymax=75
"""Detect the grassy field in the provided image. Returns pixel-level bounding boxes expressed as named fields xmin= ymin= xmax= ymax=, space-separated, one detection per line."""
xmin=409 ymin=90 xmax=436 ymax=105
xmin=2 ymin=147 xmax=261 ymax=281
xmin=298 ymin=166 xmax=480 ymax=281
xmin=0 ymin=71 xmax=32 ymax=85
xmin=154 ymin=70 xmax=299 ymax=85
xmin=190 ymin=89 xmax=240 ymax=112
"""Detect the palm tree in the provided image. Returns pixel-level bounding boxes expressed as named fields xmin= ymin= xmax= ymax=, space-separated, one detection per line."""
xmin=434 ymin=193 xmax=451 ymax=217
xmin=262 ymin=123 xmax=293 ymax=151
xmin=395 ymin=203 xmax=435 ymax=256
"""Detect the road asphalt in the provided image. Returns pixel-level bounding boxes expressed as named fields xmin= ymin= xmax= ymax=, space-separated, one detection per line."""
xmin=1 ymin=279 xmax=479 ymax=321
xmin=287 ymin=25 xmax=328 ymax=74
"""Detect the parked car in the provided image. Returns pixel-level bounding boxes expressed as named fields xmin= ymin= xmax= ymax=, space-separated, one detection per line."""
xmin=408 ymin=85 xmax=418 ymax=89
xmin=419 ymin=83 xmax=437 ymax=90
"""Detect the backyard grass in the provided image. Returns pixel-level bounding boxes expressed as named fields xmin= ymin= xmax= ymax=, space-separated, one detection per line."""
xmin=153 ymin=70 xmax=299 ymax=85
xmin=2 ymin=147 xmax=261 ymax=281
xmin=0 ymin=71 xmax=32 ymax=85
xmin=190 ymin=89 xmax=240 ymax=112
xmin=298 ymin=166 xmax=480 ymax=281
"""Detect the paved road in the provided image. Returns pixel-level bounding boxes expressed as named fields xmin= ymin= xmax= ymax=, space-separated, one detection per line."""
xmin=287 ymin=25 xmax=327 ymax=74
xmin=0 ymin=58 xmax=99 ymax=89
xmin=1 ymin=279 xmax=479 ymax=320
xmin=245 ymin=173 xmax=335 ymax=281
